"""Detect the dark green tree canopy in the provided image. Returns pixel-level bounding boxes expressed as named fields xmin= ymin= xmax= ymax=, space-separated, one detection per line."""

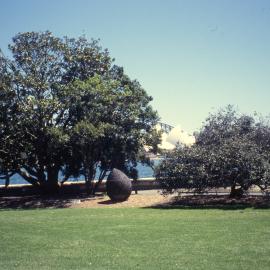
xmin=0 ymin=31 xmax=159 ymax=192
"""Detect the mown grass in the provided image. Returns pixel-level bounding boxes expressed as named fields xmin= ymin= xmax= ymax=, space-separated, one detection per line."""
xmin=0 ymin=207 xmax=269 ymax=270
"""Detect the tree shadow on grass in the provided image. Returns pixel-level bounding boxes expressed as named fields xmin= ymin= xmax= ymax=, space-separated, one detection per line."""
xmin=145 ymin=195 xmax=270 ymax=210
xmin=0 ymin=194 xmax=101 ymax=210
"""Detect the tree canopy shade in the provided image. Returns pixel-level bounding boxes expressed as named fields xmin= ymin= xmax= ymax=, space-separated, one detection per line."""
xmin=0 ymin=31 xmax=159 ymax=193
xmin=156 ymin=106 xmax=270 ymax=197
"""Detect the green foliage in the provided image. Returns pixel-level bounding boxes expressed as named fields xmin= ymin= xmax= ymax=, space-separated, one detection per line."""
xmin=157 ymin=106 xmax=270 ymax=196
xmin=0 ymin=31 xmax=159 ymax=192
xmin=157 ymin=146 xmax=210 ymax=194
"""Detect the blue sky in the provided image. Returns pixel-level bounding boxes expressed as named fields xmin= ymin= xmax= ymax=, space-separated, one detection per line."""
xmin=1 ymin=0 xmax=270 ymax=132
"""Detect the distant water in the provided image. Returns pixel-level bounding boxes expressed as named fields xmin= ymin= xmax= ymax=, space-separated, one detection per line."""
xmin=0 ymin=161 xmax=160 ymax=185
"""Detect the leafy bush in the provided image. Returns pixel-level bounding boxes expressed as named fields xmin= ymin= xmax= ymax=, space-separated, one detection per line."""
xmin=156 ymin=106 xmax=270 ymax=197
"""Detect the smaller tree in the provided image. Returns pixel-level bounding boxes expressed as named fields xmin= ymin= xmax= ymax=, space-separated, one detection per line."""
xmin=207 ymin=136 xmax=270 ymax=196
xmin=156 ymin=145 xmax=211 ymax=195
xmin=157 ymin=106 xmax=270 ymax=197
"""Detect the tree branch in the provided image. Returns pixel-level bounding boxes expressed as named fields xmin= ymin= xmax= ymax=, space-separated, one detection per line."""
xmin=22 ymin=165 xmax=38 ymax=177
xmin=18 ymin=170 xmax=39 ymax=186
xmin=0 ymin=172 xmax=15 ymax=179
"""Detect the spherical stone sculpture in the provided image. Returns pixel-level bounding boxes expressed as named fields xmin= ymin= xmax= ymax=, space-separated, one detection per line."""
xmin=106 ymin=169 xmax=132 ymax=202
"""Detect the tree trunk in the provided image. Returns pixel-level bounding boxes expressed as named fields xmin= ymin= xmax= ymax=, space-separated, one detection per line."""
xmin=19 ymin=170 xmax=40 ymax=187
xmin=91 ymin=169 xmax=107 ymax=195
xmin=60 ymin=174 xmax=70 ymax=185
xmin=37 ymin=168 xmax=46 ymax=185
xmin=41 ymin=167 xmax=59 ymax=194
xmin=5 ymin=171 xmax=10 ymax=188
xmin=84 ymin=166 xmax=95 ymax=195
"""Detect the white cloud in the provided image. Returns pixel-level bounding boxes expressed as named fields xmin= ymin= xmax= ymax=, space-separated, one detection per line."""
xmin=158 ymin=133 xmax=175 ymax=150
xmin=158 ymin=124 xmax=195 ymax=150
xmin=167 ymin=125 xmax=195 ymax=146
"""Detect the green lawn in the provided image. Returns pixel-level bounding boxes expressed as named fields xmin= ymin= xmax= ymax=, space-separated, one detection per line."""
xmin=0 ymin=207 xmax=269 ymax=270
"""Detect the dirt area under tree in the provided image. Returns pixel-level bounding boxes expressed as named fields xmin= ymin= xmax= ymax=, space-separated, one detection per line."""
xmin=0 ymin=190 xmax=269 ymax=209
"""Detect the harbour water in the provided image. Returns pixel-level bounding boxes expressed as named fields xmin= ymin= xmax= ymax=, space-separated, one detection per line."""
xmin=0 ymin=161 xmax=159 ymax=185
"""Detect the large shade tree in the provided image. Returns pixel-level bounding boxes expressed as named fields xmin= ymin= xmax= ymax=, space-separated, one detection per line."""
xmin=0 ymin=31 xmax=159 ymax=193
